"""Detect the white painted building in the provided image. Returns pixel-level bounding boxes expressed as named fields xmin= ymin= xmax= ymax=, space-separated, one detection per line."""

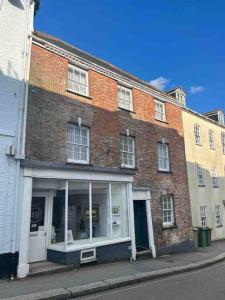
xmin=0 ymin=0 xmax=35 ymax=278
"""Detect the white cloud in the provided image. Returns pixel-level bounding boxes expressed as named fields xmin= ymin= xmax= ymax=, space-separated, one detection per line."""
xmin=190 ymin=85 xmax=205 ymax=94
xmin=149 ymin=76 xmax=170 ymax=91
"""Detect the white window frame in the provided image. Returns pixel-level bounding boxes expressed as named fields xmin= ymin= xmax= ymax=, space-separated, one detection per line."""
xmin=194 ymin=125 xmax=201 ymax=145
xmin=154 ymin=100 xmax=166 ymax=122
xmin=120 ymin=135 xmax=135 ymax=168
xmin=162 ymin=195 xmax=174 ymax=227
xmin=67 ymin=124 xmax=89 ymax=164
xmin=215 ymin=205 xmax=222 ymax=227
xmin=197 ymin=164 xmax=205 ymax=186
xmin=221 ymin=132 xmax=225 ymax=155
xmin=158 ymin=143 xmax=170 ymax=172
xmin=211 ymin=167 xmax=219 ymax=188
xmin=200 ymin=206 xmax=207 ymax=227
xmin=209 ymin=130 xmax=215 ymax=149
xmin=118 ymin=85 xmax=133 ymax=111
xmin=67 ymin=65 xmax=89 ymax=96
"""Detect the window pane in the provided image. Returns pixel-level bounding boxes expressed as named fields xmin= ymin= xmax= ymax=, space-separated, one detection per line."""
xmin=67 ymin=125 xmax=89 ymax=162
xmin=67 ymin=65 xmax=88 ymax=95
xmin=51 ymin=190 xmax=66 ymax=244
xmin=92 ymin=182 xmax=110 ymax=240
xmin=111 ymin=183 xmax=129 ymax=239
xmin=120 ymin=136 xmax=135 ymax=167
xmin=118 ymin=86 xmax=133 ymax=111
xmin=67 ymin=181 xmax=90 ymax=245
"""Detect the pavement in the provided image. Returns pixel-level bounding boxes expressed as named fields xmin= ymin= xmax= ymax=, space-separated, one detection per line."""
xmin=75 ymin=259 xmax=225 ymax=300
xmin=0 ymin=240 xmax=225 ymax=300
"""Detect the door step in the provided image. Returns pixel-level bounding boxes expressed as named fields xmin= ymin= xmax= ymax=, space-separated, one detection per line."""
xmin=136 ymin=249 xmax=152 ymax=259
xmin=28 ymin=261 xmax=73 ymax=277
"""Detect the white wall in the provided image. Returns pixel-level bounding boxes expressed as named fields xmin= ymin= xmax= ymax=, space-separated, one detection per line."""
xmin=0 ymin=0 xmax=34 ymax=254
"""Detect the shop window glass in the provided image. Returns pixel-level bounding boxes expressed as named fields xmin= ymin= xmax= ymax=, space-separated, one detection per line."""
xmin=51 ymin=190 xmax=65 ymax=244
xmin=68 ymin=182 xmax=90 ymax=245
xmin=111 ymin=183 xmax=129 ymax=239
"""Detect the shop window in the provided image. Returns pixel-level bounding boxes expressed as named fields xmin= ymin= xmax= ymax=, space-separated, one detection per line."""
xmin=50 ymin=181 xmax=130 ymax=249
xmin=51 ymin=190 xmax=66 ymax=244
xmin=68 ymin=181 xmax=90 ymax=244
xmin=111 ymin=183 xmax=129 ymax=239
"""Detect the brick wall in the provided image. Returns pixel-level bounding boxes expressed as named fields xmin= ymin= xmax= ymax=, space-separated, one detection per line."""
xmin=26 ymin=44 xmax=193 ymax=249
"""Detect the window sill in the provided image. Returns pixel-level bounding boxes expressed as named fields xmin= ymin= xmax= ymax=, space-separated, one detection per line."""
xmin=67 ymin=89 xmax=92 ymax=100
xmin=162 ymin=224 xmax=177 ymax=230
xmin=120 ymin=165 xmax=138 ymax=171
xmin=209 ymin=148 xmax=215 ymax=150
xmin=66 ymin=159 xmax=90 ymax=165
xmin=155 ymin=118 xmax=168 ymax=124
xmin=198 ymin=184 xmax=206 ymax=187
xmin=118 ymin=107 xmax=136 ymax=114
xmin=195 ymin=143 xmax=202 ymax=146
xmin=158 ymin=170 xmax=173 ymax=174
xmin=213 ymin=186 xmax=220 ymax=189
xmin=216 ymin=225 xmax=223 ymax=228
xmin=48 ymin=237 xmax=132 ymax=252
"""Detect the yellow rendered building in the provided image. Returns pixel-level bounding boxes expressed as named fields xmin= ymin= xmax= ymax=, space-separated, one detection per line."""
xmin=182 ymin=109 xmax=225 ymax=241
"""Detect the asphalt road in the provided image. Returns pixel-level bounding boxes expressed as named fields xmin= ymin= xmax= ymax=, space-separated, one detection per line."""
xmin=76 ymin=262 xmax=225 ymax=300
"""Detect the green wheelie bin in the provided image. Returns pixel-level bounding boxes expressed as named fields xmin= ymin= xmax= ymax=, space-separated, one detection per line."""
xmin=192 ymin=227 xmax=199 ymax=248
xmin=198 ymin=227 xmax=207 ymax=247
xmin=206 ymin=227 xmax=212 ymax=246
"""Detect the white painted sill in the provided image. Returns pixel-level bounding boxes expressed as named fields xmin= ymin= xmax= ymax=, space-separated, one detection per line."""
xmin=47 ymin=237 xmax=131 ymax=252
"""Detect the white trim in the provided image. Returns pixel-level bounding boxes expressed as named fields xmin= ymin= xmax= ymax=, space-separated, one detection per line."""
xmin=109 ymin=183 xmax=113 ymax=239
xmin=154 ymin=99 xmax=166 ymax=122
xmin=120 ymin=135 xmax=135 ymax=169
xmin=17 ymin=176 xmax=33 ymax=278
xmin=118 ymin=84 xmax=133 ymax=111
xmin=67 ymin=124 xmax=90 ymax=164
xmin=48 ymin=237 xmax=131 ymax=252
xmin=158 ymin=143 xmax=170 ymax=172
xmin=64 ymin=181 xmax=69 ymax=250
xmin=194 ymin=124 xmax=201 ymax=145
xmin=127 ymin=183 xmax=136 ymax=260
xmin=132 ymin=190 xmax=156 ymax=259
xmin=23 ymin=167 xmax=133 ymax=182
xmin=67 ymin=64 xmax=89 ymax=96
xmin=162 ymin=195 xmax=174 ymax=227
xmin=146 ymin=200 xmax=156 ymax=258
xmin=89 ymin=182 xmax=92 ymax=243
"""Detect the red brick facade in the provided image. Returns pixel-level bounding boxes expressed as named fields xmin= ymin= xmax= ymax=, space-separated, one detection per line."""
xmin=26 ymin=41 xmax=193 ymax=252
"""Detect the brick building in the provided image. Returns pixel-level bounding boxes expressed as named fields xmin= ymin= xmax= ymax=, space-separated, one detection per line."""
xmin=17 ymin=32 xmax=193 ymax=278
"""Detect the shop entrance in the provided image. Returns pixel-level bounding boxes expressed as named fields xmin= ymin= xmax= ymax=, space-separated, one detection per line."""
xmin=28 ymin=196 xmax=48 ymax=263
xmin=134 ymin=200 xmax=149 ymax=252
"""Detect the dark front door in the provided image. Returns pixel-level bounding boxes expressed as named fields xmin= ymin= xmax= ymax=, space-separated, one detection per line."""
xmin=134 ymin=200 xmax=149 ymax=252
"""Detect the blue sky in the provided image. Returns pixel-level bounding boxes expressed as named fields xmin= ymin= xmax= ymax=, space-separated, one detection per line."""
xmin=35 ymin=0 xmax=225 ymax=113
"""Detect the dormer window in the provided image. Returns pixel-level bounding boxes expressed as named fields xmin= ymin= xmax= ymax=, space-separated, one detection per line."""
xmin=167 ymin=87 xmax=186 ymax=107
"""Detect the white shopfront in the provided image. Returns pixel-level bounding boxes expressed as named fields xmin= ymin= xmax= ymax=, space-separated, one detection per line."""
xmin=17 ymin=166 xmax=136 ymax=278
